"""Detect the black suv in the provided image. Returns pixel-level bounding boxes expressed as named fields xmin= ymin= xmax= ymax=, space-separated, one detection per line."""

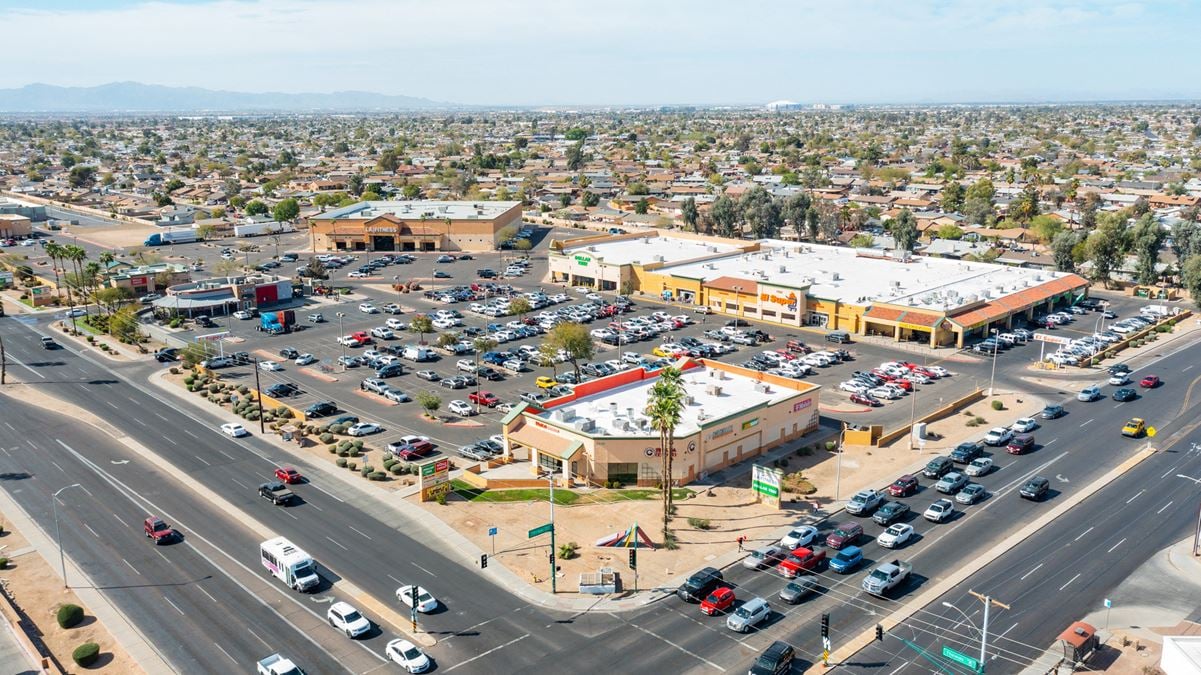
xmin=676 ymin=566 xmax=724 ymax=603
xmin=154 ymin=348 xmax=179 ymax=362
xmin=265 ymin=383 xmax=299 ymax=398
xmin=922 ymin=456 xmax=954 ymax=479
xmin=304 ymin=401 xmax=338 ymax=418
xmin=750 ymin=641 xmax=795 ymax=675
xmin=950 ymin=441 xmax=984 ymax=464
xmin=1020 ymin=476 xmax=1050 ymax=501
xmin=279 ymin=347 xmax=300 ymax=360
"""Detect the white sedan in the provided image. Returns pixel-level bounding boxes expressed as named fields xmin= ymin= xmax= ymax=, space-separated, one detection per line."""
xmin=1108 ymin=373 xmax=1131 ymax=386
xmin=233 ymin=310 xmax=254 ymax=320
xmin=359 ymin=303 xmax=379 ymax=314
xmin=869 ymin=386 xmax=900 ymax=400
xmin=220 ymin=423 xmax=248 ymax=438
xmin=839 ymin=381 xmax=870 ymax=394
xmin=876 ymin=523 xmax=914 ymax=549
xmin=1010 ymin=417 xmax=1038 ymax=433
xmin=347 ymin=422 xmax=382 ymax=436
xmin=396 ymin=585 xmax=438 ymax=613
xmin=927 ymin=365 xmax=950 ymax=377
xmin=779 ymin=525 xmax=819 ymax=549
xmin=448 ymin=400 xmax=474 ymax=417
xmin=385 ymin=639 xmax=431 ymax=673
xmin=295 ymin=353 xmax=316 ymax=366
xmin=259 ymin=360 xmax=283 ymax=372
xmin=964 ymin=457 xmax=994 ymax=477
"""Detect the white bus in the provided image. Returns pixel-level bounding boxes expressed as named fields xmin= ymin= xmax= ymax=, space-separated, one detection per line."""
xmin=260 ymin=537 xmax=320 ymax=592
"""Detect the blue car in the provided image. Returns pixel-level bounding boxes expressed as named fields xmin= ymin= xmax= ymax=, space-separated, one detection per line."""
xmin=482 ymin=352 xmax=506 ymax=366
xmin=829 ymin=546 xmax=863 ymax=574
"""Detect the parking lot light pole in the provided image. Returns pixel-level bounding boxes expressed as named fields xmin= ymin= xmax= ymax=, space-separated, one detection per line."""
xmin=987 ymin=328 xmax=999 ymax=396
xmin=52 ymin=483 xmax=82 ymax=588
xmin=336 ymin=312 xmax=347 ymax=371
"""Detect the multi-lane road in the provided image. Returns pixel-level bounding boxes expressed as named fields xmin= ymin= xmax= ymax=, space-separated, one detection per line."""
xmin=2 ymin=297 xmax=1199 ymax=673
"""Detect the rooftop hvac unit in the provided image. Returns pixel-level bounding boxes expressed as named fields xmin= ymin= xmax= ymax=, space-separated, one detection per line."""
xmin=575 ymin=418 xmax=595 ymax=432
xmin=706 ymin=384 xmax=723 ymax=396
xmin=964 ymin=294 xmax=979 ymax=303
xmin=779 ymin=265 xmax=787 ymax=273
xmin=892 ymin=281 xmax=901 ymax=288
xmin=638 ymin=418 xmax=650 ymax=430
xmin=589 ymin=246 xmax=598 ymax=252
xmin=656 ymin=255 xmax=665 ymax=262
xmin=609 ymin=402 xmax=619 ymax=415
xmin=831 ymin=272 xmax=840 ymax=281
xmin=697 ymin=411 xmax=709 ymax=421
xmin=684 ymin=395 xmax=695 ymax=405
xmin=626 ymin=407 xmax=635 ymax=420
xmin=754 ymin=383 xmax=770 ymax=393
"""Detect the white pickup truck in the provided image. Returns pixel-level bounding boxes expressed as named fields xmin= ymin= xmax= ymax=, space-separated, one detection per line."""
xmin=861 ymin=559 xmax=912 ymax=596
xmin=258 ymin=653 xmax=304 ymax=675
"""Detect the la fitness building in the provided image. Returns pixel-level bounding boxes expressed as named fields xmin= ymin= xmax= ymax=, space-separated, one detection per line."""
xmin=501 ymin=358 xmax=821 ymax=487
xmin=306 ymin=200 xmax=522 ymax=252
xmin=550 ymin=232 xmax=1089 ymax=348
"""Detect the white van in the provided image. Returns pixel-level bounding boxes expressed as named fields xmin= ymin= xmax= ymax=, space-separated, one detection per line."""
xmin=402 ymin=346 xmax=435 ymax=362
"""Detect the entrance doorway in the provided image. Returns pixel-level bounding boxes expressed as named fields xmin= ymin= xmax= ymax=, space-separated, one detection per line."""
xmin=420 ymin=242 xmax=436 ymax=252
xmin=372 ymin=235 xmax=395 ymax=251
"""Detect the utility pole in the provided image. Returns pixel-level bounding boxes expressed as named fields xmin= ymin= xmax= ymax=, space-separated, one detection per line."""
xmin=252 ymin=357 xmax=266 ymax=434
xmin=548 ymin=469 xmax=557 ymax=593
xmin=967 ymin=590 xmax=1011 ymax=671
xmin=987 ymin=328 xmax=999 ymax=396
xmin=0 ymin=334 xmax=6 ymax=385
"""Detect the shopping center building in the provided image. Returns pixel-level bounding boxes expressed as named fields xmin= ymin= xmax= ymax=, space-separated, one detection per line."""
xmin=500 ymin=358 xmax=822 ymax=487
xmin=306 ymin=200 xmax=523 ymax=252
xmin=550 ymin=232 xmax=1089 ymax=348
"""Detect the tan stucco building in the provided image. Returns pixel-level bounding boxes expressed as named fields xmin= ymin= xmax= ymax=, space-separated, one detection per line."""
xmin=307 ymin=200 xmax=522 ymax=252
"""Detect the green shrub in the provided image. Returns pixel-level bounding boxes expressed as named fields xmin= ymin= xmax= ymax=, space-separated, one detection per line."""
xmin=331 ymin=423 xmax=347 ymax=434
xmin=383 ymin=458 xmax=397 ymax=470
xmin=336 ymin=457 xmax=347 ymax=468
xmin=72 ymin=642 xmax=100 ymax=667
xmin=603 ymin=481 xmax=612 ymax=488
xmin=436 ymin=491 xmax=447 ymax=505
xmin=352 ymin=440 xmax=364 ymax=450
xmin=557 ymin=542 xmax=580 ymax=559
xmin=965 ymin=418 xmax=980 ymax=427
xmin=338 ymin=449 xmax=349 ymax=457
xmin=687 ymin=517 xmax=712 ymax=530
xmin=360 ymin=465 xmax=374 ymax=477
xmin=991 ymin=400 xmax=1004 ymax=411
xmin=0 ymin=557 xmax=7 ymax=569
xmin=328 ymin=445 xmax=337 ymax=454
xmin=238 ymin=385 xmax=250 ymax=394
xmin=319 ymin=433 xmax=334 ymax=444
xmin=337 ymin=440 xmax=352 ymax=451
xmin=275 ymin=406 xmax=293 ymax=418
xmin=825 ymin=441 xmax=836 ymax=451
xmin=663 ymin=531 xmax=679 ymax=550
xmin=57 ymin=603 xmax=84 ymax=628
xmin=611 ymin=480 xmax=621 ymax=489
xmin=370 ymin=471 xmax=386 ymax=481
xmin=349 ymin=448 xmax=361 ymax=457
xmin=208 ymin=383 xmax=221 ymax=393
xmin=390 ymin=464 xmax=405 ymax=475
xmin=348 ymin=462 xmax=357 ymax=471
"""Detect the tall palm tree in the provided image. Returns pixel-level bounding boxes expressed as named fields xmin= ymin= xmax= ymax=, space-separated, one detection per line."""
xmin=83 ymin=261 xmax=102 ymax=307
xmin=64 ymin=245 xmax=88 ymax=314
xmin=43 ymin=242 xmax=64 ymax=299
xmin=648 ymin=366 xmax=685 ymax=539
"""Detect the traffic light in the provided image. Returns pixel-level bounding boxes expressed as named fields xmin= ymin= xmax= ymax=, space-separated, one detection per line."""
xmin=480 ymin=554 xmax=488 ymax=569
xmin=876 ymin=624 xmax=884 ymax=641
xmin=821 ymin=613 xmax=829 ymax=639
xmin=629 ymin=548 xmax=637 ymax=569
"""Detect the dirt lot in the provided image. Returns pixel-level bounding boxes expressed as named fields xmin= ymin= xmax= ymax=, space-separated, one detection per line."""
xmin=0 ymin=512 xmax=141 ymax=673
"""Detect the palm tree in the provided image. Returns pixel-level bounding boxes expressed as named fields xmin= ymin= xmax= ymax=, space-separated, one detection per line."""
xmin=44 ymin=242 xmax=64 ymax=299
xmin=648 ymin=366 xmax=685 ymax=539
xmin=83 ymin=261 xmax=102 ymax=307
xmin=64 ymin=245 xmax=88 ymax=313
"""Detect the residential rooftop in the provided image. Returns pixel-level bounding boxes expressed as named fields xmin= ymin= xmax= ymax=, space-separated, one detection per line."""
xmin=539 ymin=361 xmax=817 ymax=438
xmin=561 ymin=234 xmax=743 ymax=267
xmin=663 ymin=241 xmax=1077 ymax=313
xmin=315 ymin=200 xmax=521 ymax=221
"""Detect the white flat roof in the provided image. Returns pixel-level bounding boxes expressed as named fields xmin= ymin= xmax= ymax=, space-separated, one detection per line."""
xmin=561 ymin=235 xmax=742 ymax=267
xmin=320 ymin=200 xmax=519 ymax=221
xmin=663 ymin=241 xmax=1077 ymax=312
xmin=542 ymin=363 xmax=810 ymax=437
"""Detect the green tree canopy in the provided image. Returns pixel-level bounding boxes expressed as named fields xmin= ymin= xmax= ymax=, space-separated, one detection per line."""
xmin=888 ymin=209 xmax=919 ymax=252
xmin=244 ymin=199 xmax=269 ymax=216
xmin=546 ymin=322 xmax=593 ymax=382
xmin=272 ymin=198 xmax=300 ymax=223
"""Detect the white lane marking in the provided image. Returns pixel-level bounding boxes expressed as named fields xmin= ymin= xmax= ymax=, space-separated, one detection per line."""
xmin=1044 ymin=438 xmax=1058 ymax=446
xmin=156 ymin=549 xmax=169 ymax=564
xmin=411 ymin=561 xmax=435 ymax=577
xmin=348 ymin=526 xmax=372 ymax=541
xmin=1184 ymin=365 xmax=1195 ymax=372
xmin=1059 ymin=573 xmax=1081 ymax=591
xmin=325 ymin=536 xmax=348 ymax=551
xmin=309 ymin=483 xmax=345 ymax=502
xmin=1126 ymin=489 xmax=1145 ymax=504
xmin=1108 ymin=538 xmax=1127 ymax=553
xmin=1079 ymin=418 xmax=1094 ymax=427
xmin=308 ymin=503 xmax=323 ymax=512
xmin=1020 ymin=563 xmax=1043 ymax=581
xmin=105 ymin=400 xmax=119 ymax=410
xmin=1163 ymin=467 xmax=1177 ymax=479
xmin=622 ymin=621 xmax=727 ymax=672
xmin=247 ymin=627 xmax=270 ymax=649
xmin=2 ymin=422 xmax=13 ymax=431
xmin=163 ymin=436 xmax=178 ymax=446
xmin=1158 ymin=501 xmax=1175 ymax=514
xmin=83 ymin=523 xmax=99 ymax=538
xmin=193 ymin=455 xmax=211 ymax=466
xmin=132 ymin=418 xmax=147 ymax=427
xmin=5 ymin=352 xmax=44 ymax=378
xmin=49 ymin=460 xmax=65 ymax=473
xmin=183 ymin=429 xmax=198 ymax=439
xmin=218 ymin=450 xmax=237 ymax=461
xmin=388 ymin=574 xmax=402 ymax=584
xmin=154 ymin=413 xmax=170 ymax=422
xmin=123 ymin=558 xmax=140 ymax=575
xmin=164 ymin=597 xmax=185 ymax=615
xmin=889 ymin=665 xmax=906 ymax=675
xmin=213 ymin=642 xmax=237 ymax=665
xmin=1074 ymin=527 xmax=1094 ymax=542
xmin=1000 ymin=622 xmax=1019 ymax=638
xmin=196 ymin=586 xmax=218 ymax=604
xmin=444 ymin=634 xmax=531 ymax=673
xmin=230 ymin=478 xmax=249 ymax=490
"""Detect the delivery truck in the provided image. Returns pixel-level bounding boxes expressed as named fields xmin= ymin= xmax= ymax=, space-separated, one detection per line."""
xmin=235 ymin=221 xmax=297 ymax=237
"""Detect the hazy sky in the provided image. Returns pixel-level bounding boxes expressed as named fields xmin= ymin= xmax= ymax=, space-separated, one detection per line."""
xmin=5 ymin=0 xmax=1200 ymax=105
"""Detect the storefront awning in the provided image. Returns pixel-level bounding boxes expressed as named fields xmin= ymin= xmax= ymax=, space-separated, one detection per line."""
xmin=507 ymin=419 xmax=583 ymax=461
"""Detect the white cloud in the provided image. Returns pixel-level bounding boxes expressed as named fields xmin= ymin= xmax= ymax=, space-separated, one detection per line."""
xmin=1 ymin=0 xmax=1195 ymax=104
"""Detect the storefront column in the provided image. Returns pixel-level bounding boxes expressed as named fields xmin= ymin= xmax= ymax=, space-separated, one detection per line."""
xmin=893 ymin=324 xmax=901 ymax=341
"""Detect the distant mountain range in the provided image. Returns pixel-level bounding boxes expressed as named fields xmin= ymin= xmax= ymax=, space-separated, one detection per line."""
xmin=0 ymin=82 xmax=455 ymax=113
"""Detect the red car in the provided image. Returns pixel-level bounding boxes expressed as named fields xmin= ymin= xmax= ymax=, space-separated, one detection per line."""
xmin=888 ymin=474 xmax=919 ymax=497
xmin=275 ymin=466 xmax=302 ymax=484
xmin=469 ymin=391 xmax=500 ymax=407
xmin=777 ymin=547 xmax=826 ymax=578
xmin=144 ymin=516 xmax=177 ymax=544
xmin=825 ymin=522 xmax=863 ymax=549
xmin=1139 ymin=375 xmax=1161 ymax=388
xmin=700 ymin=587 xmax=735 ymax=615
xmin=888 ymin=378 xmax=913 ymax=391
xmin=850 ymin=393 xmax=880 ymax=407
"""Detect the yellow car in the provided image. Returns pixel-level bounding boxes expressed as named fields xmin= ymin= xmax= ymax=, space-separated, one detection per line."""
xmin=1121 ymin=418 xmax=1146 ymax=437
xmin=535 ymin=376 xmax=559 ymax=389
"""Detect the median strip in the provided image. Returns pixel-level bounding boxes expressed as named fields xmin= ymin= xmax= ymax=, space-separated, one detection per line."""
xmin=806 ymin=445 xmax=1157 ymax=673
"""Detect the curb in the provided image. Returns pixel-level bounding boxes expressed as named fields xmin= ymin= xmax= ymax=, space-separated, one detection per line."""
xmin=805 ymin=444 xmax=1158 ymax=673
xmin=0 ymin=483 xmax=164 ymax=674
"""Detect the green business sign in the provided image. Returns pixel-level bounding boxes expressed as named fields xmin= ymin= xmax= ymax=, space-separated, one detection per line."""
xmin=941 ymin=646 xmax=979 ymax=671
xmin=574 ymin=254 xmax=591 ymax=266
xmin=421 ymin=463 xmax=436 ymax=477
xmin=751 ymin=480 xmax=779 ymax=497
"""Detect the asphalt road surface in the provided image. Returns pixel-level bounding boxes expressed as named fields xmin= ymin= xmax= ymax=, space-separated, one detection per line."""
xmin=2 ymin=299 xmax=1198 ymax=673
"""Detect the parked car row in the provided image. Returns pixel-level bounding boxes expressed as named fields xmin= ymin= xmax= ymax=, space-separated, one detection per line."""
xmin=838 ymin=359 xmax=950 ymax=406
